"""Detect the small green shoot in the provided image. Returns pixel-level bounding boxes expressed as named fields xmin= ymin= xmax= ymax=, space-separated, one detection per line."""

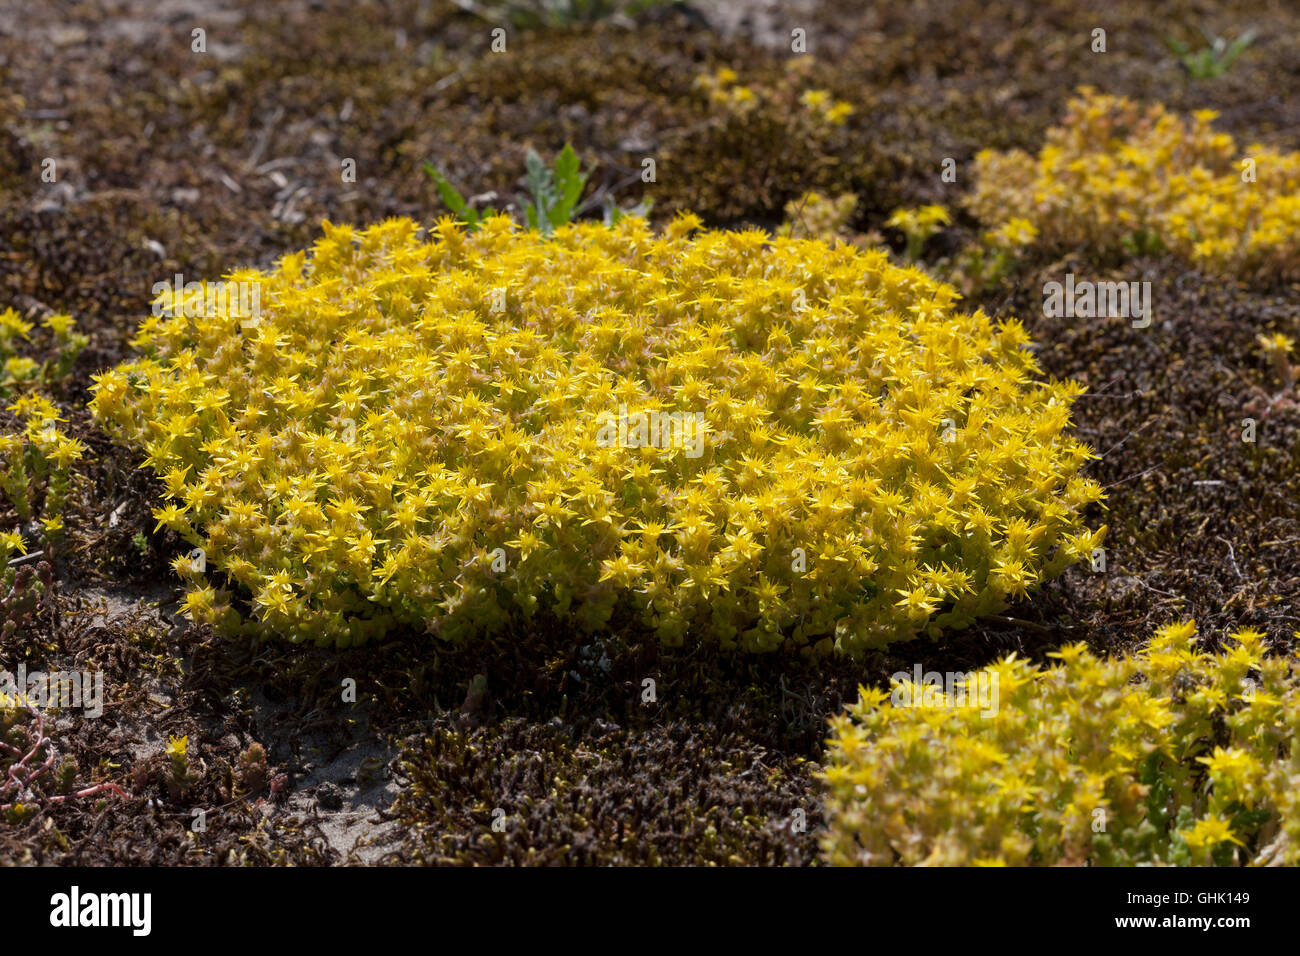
xmin=428 ymin=145 xmax=592 ymax=235
xmin=1168 ymin=28 xmax=1256 ymax=80
xmin=424 ymin=164 xmax=498 ymax=230
xmin=524 ymin=144 xmax=588 ymax=235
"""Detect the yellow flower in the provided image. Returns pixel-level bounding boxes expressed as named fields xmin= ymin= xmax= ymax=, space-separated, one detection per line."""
xmin=1181 ymin=816 xmax=1243 ymax=850
xmin=1196 ymin=746 xmax=1259 ymax=795
xmin=0 ymin=307 xmax=32 ymax=340
xmin=825 ymin=101 xmax=854 ymax=125
xmin=42 ymin=313 xmax=75 ymax=338
xmin=1257 ymin=332 xmax=1294 ymax=356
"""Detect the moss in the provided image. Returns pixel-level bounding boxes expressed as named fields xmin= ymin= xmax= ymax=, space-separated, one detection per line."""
xmin=391 ymin=717 xmax=817 ymax=865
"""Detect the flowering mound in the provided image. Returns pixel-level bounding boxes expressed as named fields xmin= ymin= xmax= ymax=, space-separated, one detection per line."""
xmin=968 ymin=88 xmax=1300 ymax=279
xmin=90 ymin=215 xmax=1102 ymax=652
xmin=821 ymin=622 xmax=1300 ymax=866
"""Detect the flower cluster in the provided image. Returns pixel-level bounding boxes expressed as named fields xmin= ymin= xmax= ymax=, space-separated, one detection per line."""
xmin=954 ymin=217 xmax=1040 ymax=294
xmin=822 ymin=621 xmax=1300 ymax=866
xmin=91 ymin=215 xmax=1102 ymax=652
xmin=968 ymin=88 xmax=1300 ymax=279
xmin=694 ymin=67 xmax=853 ymax=126
xmin=0 ymin=394 xmax=85 ymax=541
xmin=0 ymin=309 xmax=88 ymax=543
xmin=981 ymin=217 xmax=1039 ymax=253
xmin=0 ymin=308 xmax=88 ymax=396
xmin=885 ymin=205 xmax=951 ymax=262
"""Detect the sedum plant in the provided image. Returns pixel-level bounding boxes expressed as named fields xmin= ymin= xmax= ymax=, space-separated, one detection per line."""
xmin=695 ymin=67 xmax=853 ymax=127
xmin=776 ymin=191 xmax=859 ymax=242
xmin=968 ymin=88 xmax=1300 ymax=279
xmin=91 ymin=215 xmax=1102 ymax=652
xmin=2 ymin=691 xmax=127 ymax=818
xmin=822 ymin=621 xmax=1300 ymax=866
xmin=0 ymin=308 xmax=88 ymax=400
xmin=0 ymin=531 xmax=52 ymax=641
xmin=0 ymin=309 xmax=88 ymax=543
xmin=953 ymin=217 xmax=1039 ymax=294
xmin=885 ymin=205 xmax=950 ymax=262
xmin=669 ymin=62 xmax=864 ymax=223
xmin=1 ymin=394 xmax=85 ymax=535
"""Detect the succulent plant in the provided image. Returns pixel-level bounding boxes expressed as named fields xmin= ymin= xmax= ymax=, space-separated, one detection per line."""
xmin=968 ymin=88 xmax=1300 ymax=279
xmin=92 ymin=214 xmax=1102 ymax=654
xmin=823 ymin=621 xmax=1300 ymax=866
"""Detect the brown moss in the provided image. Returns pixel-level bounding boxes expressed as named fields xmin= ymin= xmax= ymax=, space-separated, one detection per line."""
xmin=388 ymin=718 xmax=817 ymax=866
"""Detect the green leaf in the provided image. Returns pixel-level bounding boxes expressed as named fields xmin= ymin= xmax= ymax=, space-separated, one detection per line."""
xmin=550 ymin=145 xmax=588 ymax=228
xmin=554 ymin=143 xmax=581 ymax=186
xmin=424 ymin=163 xmax=468 ymax=217
xmin=555 ymin=145 xmax=586 ymax=204
xmin=525 ymin=148 xmax=559 ymax=235
xmin=1221 ymin=29 xmax=1256 ymax=68
xmin=1229 ymin=803 xmax=1272 ymax=835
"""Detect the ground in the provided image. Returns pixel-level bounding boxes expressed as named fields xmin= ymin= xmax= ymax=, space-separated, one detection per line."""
xmin=1 ymin=0 xmax=1298 ymax=864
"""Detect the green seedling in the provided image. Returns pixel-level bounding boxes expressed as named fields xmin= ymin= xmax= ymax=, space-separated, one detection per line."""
xmin=523 ymin=144 xmax=588 ymax=235
xmin=423 ymin=164 xmax=498 ymax=231
xmin=426 ymin=144 xmax=594 ymax=236
xmin=1168 ymin=28 xmax=1256 ymax=80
